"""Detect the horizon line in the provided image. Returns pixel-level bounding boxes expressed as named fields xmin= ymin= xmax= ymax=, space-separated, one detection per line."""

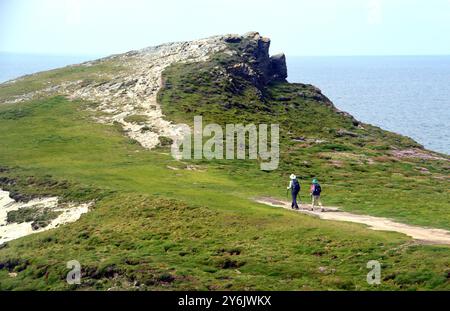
xmin=1 ymin=50 xmax=450 ymax=59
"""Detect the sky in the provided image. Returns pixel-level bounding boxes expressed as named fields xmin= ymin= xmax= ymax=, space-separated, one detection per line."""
xmin=1 ymin=0 xmax=450 ymax=57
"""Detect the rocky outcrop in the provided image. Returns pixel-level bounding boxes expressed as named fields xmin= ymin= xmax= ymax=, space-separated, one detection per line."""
xmin=65 ymin=31 xmax=288 ymax=149
xmin=224 ymin=31 xmax=288 ymax=88
xmin=68 ymin=35 xmax=232 ymax=149
xmin=1 ymin=32 xmax=288 ymax=150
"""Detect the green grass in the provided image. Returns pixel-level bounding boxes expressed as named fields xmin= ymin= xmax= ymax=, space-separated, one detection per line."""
xmin=1 ymin=193 xmax=449 ymax=291
xmin=0 ymin=95 xmax=448 ymax=290
xmin=158 ymin=54 xmax=450 ymax=230
xmin=0 ymin=47 xmax=449 ymax=290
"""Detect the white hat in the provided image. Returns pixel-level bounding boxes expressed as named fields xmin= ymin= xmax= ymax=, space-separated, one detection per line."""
xmin=290 ymin=174 xmax=296 ymax=180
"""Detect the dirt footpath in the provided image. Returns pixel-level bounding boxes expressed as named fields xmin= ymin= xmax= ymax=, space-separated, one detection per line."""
xmin=255 ymin=197 xmax=450 ymax=245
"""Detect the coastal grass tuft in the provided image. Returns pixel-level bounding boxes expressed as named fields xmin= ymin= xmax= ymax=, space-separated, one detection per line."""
xmin=7 ymin=207 xmax=62 ymax=230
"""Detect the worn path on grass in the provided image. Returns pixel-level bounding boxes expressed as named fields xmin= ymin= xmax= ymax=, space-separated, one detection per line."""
xmin=255 ymin=197 xmax=450 ymax=245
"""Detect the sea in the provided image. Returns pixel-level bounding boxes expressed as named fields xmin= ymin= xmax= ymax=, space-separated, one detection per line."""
xmin=0 ymin=53 xmax=449 ymax=154
xmin=288 ymin=56 xmax=450 ymax=155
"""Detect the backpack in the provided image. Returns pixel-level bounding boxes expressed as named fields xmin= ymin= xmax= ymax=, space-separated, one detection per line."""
xmin=292 ymin=179 xmax=300 ymax=192
xmin=312 ymin=184 xmax=321 ymax=195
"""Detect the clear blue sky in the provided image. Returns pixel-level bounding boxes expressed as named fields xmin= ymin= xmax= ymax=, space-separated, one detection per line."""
xmin=1 ymin=0 xmax=450 ymax=57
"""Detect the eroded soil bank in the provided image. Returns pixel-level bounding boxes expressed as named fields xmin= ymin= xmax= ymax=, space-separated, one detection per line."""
xmin=0 ymin=189 xmax=92 ymax=244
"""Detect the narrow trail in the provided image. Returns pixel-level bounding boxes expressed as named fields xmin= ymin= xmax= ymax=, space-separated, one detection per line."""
xmin=255 ymin=197 xmax=450 ymax=245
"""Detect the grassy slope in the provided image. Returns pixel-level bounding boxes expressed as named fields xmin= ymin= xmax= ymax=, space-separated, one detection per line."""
xmin=158 ymin=51 xmax=450 ymax=230
xmin=0 ymin=52 xmax=448 ymax=290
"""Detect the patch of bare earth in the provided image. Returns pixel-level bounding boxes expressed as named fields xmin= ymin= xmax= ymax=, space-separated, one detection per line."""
xmin=0 ymin=189 xmax=92 ymax=244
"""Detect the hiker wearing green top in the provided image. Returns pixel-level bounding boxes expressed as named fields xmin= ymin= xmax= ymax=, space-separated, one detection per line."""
xmin=310 ymin=178 xmax=324 ymax=212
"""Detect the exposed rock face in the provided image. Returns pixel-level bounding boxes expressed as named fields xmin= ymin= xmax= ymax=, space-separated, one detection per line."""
xmin=269 ymin=53 xmax=288 ymax=81
xmin=68 ymin=35 xmax=232 ymax=149
xmin=225 ymin=32 xmax=288 ymax=88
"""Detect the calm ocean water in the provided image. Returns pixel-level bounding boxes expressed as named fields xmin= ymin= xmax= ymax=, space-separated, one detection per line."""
xmin=0 ymin=53 xmax=449 ymax=154
xmin=288 ymin=56 xmax=450 ymax=155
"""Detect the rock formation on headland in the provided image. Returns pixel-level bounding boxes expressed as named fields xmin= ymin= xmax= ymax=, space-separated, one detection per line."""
xmin=224 ymin=32 xmax=287 ymax=87
xmin=2 ymin=32 xmax=287 ymax=150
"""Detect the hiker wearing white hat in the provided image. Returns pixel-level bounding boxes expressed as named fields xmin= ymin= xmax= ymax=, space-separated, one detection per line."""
xmin=287 ymin=174 xmax=300 ymax=209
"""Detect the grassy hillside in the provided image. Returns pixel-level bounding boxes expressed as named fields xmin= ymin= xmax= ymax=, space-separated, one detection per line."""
xmin=158 ymin=48 xmax=450 ymax=230
xmin=0 ymin=42 xmax=449 ymax=290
